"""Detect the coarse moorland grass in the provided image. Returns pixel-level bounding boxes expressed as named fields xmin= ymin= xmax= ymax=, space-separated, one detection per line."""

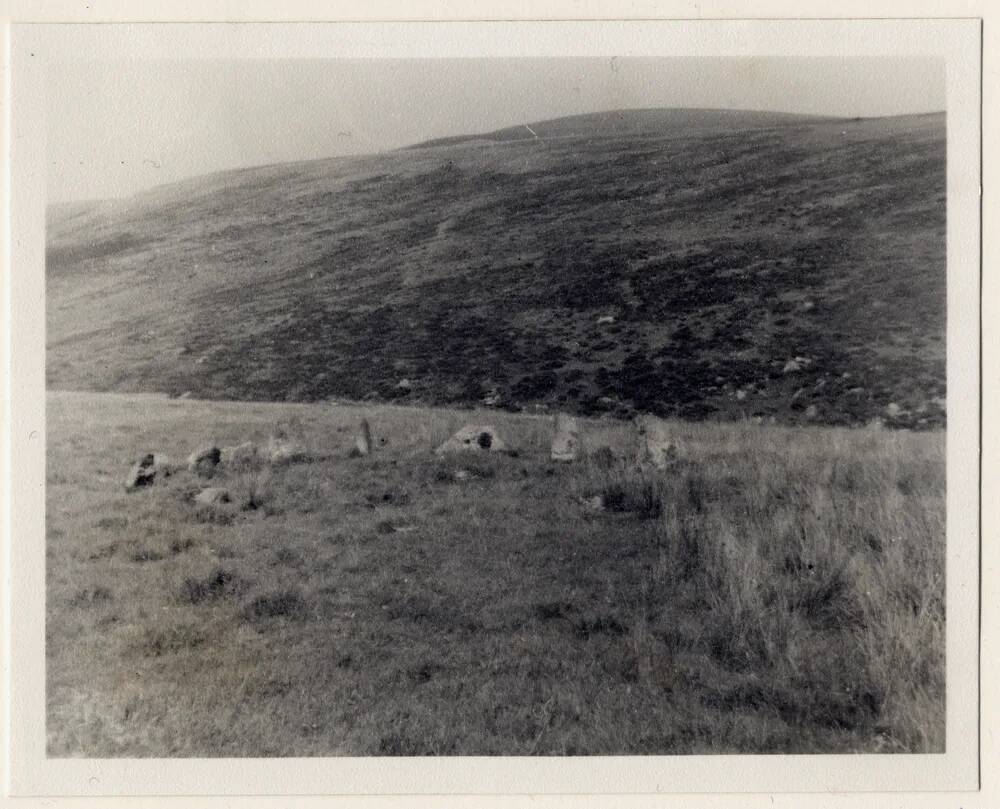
xmin=46 ymin=390 xmax=944 ymax=756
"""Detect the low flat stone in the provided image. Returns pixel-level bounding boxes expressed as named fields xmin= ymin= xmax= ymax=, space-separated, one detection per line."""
xmin=267 ymin=435 xmax=309 ymax=465
xmin=435 ymin=425 xmax=512 ymax=455
xmin=194 ymin=487 xmax=230 ymax=506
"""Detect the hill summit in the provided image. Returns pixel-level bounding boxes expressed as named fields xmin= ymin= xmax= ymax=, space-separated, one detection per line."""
xmin=47 ymin=108 xmax=946 ymax=428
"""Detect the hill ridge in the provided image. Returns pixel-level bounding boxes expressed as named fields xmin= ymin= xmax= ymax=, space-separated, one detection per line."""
xmin=46 ymin=109 xmax=946 ymax=429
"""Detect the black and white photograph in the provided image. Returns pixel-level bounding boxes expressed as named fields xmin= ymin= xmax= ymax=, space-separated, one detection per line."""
xmin=3 ymin=10 xmax=988 ymax=802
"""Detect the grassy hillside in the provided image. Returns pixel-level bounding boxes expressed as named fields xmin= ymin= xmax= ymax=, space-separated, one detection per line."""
xmin=47 ymin=391 xmax=944 ymax=755
xmin=46 ymin=109 xmax=946 ymax=427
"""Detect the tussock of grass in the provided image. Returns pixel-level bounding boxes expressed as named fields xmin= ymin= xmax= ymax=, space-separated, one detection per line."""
xmin=179 ymin=567 xmax=244 ymax=604
xmin=243 ymin=590 xmax=308 ymax=623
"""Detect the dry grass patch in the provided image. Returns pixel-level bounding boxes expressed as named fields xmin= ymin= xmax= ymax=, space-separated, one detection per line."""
xmin=46 ymin=391 xmax=944 ymax=756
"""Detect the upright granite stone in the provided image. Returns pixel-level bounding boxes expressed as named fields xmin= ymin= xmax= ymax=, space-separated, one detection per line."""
xmin=350 ymin=419 xmax=374 ymax=457
xmin=633 ymin=414 xmax=678 ymax=470
xmin=550 ymin=414 xmax=581 ymax=462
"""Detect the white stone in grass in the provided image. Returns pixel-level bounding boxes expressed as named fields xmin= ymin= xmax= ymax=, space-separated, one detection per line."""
xmin=435 ymin=425 xmax=512 ymax=455
xmin=195 ymin=487 xmax=230 ymax=505
xmin=267 ymin=435 xmax=309 ymax=466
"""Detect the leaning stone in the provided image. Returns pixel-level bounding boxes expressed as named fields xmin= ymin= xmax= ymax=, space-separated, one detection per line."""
xmin=633 ymin=414 xmax=678 ymax=470
xmin=349 ymin=419 xmax=373 ymax=458
xmin=125 ymin=454 xmax=157 ymax=491
xmin=435 ymin=425 xmax=512 ymax=455
xmin=194 ymin=487 xmax=230 ymax=506
xmin=550 ymin=414 xmax=581 ymax=462
xmin=187 ymin=445 xmax=221 ymax=477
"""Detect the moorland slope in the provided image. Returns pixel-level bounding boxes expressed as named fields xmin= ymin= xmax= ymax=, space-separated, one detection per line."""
xmin=46 ymin=108 xmax=946 ymax=427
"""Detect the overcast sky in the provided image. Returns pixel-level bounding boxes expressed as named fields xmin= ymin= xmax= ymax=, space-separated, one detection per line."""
xmin=47 ymin=57 xmax=945 ymax=203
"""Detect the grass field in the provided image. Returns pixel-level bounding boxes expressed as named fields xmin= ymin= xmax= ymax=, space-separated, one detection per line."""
xmin=46 ymin=390 xmax=945 ymax=756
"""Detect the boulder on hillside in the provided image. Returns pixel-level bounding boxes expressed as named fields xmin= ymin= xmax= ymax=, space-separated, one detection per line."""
xmin=435 ymin=425 xmax=513 ymax=455
xmin=188 ymin=445 xmax=221 ymax=477
xmin=550 ymin=414 xmax=581 ymax=462
xmin=221 ymin=442 xmax=259 ymax=467
xmin=633 ymin=414 xmax=678 ymax=470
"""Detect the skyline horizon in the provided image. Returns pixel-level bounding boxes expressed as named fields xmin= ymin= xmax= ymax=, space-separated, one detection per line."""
xmin=48 ymin=103 xmax=947 ymax=208
xmin=46 ymin=57 xmax=946 ymax=205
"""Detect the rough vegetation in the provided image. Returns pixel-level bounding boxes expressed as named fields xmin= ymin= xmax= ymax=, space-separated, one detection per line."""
xmin=46 ymin=109 xmax=945 ymax=428
xmin=47 ymin=391 xmax=944 ymax=756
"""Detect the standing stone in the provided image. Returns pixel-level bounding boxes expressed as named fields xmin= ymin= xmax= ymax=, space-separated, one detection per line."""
xmin=187 ymin=445 xmax=221 ymax=477
xmin=550 ymin=414 xmax=580 ymax=462
xmin=350 ymin=419 xmax=374 ymax=457
xmin=633 ymin=414 xmax=678 ymax=470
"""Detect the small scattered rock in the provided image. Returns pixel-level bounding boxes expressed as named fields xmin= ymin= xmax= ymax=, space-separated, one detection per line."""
xmin=886 ymin=402 xmax=904 ymax=418
xmin=596 ymin=315 xmax=616 ymax=325
xmin=550 ymin=413 xmax=581 ymax=462
xmin=580 ymin=494 xmax=606 ymax=512
xmin=800 ymin=300 xmax=815 ymax=312
xmin=187 ymin=445 xmax=221 ymax=477
xmin=179 ymin=391 xmax=193 ymax=399
xmin=735 ymin=389 xmax=747 ymax=401
xmin=195 ymin=487 xmax=230 ymax=506
xmin=783 ymin=359 xmax=804 ymax=373
xmin=804 ymin=404 xmax=819 ymax=420
xmin=396 ymin=379 xmax=412 ymax=392
xmin=435 ymin=425 xmax=513 ymax=455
